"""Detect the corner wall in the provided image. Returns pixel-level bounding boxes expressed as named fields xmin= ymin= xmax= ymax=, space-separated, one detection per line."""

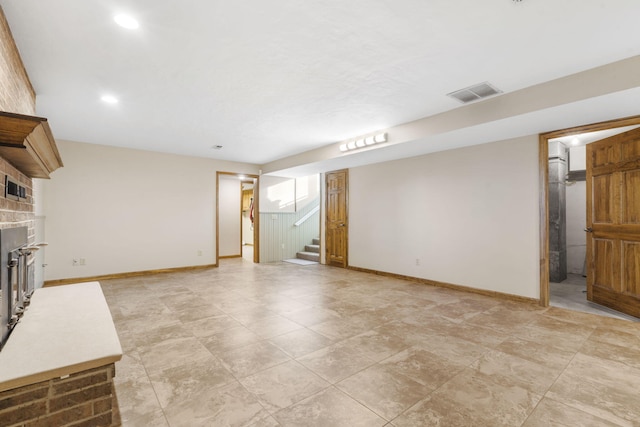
xmin=42 ymin=140 xmax=258 ymax=281
xmin=0 ymin=6 xmax=37 ymax=237
xmin=349 ymin=135 xmax=540 ymax=299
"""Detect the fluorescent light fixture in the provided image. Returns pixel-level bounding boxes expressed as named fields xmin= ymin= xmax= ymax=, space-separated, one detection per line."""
xmin=338 ymin=132 xmax=388 ymax=152
xmin=114 ymin=14 xmax=139 ymax=29
xmin=374 ymin=133 xmax=387 ymax=143
xmin=101 ymin=95 xmax=118 ymax=104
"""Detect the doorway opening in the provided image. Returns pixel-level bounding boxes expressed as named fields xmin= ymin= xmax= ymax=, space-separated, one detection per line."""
xmin=241 ymin=181 xmax=255 ymax=262
xmin=216 ymin=172 xmax=259 ymax=266
xmin=539 ymin=115 xmax=640 ymax=320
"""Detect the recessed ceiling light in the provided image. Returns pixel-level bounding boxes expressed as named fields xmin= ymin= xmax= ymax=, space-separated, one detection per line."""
xmin=114 ymin=14 xmax=139 ymax=30
xmin=101 ymin=95 xmax=118 ymax=104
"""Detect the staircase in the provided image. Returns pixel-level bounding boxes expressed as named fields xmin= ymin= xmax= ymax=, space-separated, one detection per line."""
xmin=296 ymin=237 xmax=320 ymax=262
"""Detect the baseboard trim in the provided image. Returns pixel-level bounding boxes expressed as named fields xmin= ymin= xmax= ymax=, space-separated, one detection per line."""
xmin=219 ymin=255 xmax=242 ymax=259
xmin=43 ymin=264 xmax=218 ymax=287
xmin=347 ymin=265 xmax=539 ymax=305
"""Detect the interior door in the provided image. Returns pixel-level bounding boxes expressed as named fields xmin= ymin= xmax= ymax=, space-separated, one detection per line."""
xmin=586 ymin=127 xmax=640 ymax=317
xmin=325 ymin=169 xmax=348 ymax=268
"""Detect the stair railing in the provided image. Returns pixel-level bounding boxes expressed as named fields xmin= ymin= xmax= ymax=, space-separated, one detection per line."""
xmin=294 ymin=205 xmax=319 ymax=227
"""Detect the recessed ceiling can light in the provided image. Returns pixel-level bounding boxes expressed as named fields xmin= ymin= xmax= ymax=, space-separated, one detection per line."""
xmin=101 ymin=95 xmax=118 ymax=104
xmin=374 ymin=133 xmax=387 ymax=143
xmin=114 ymin=14 xmax=139 ymax=29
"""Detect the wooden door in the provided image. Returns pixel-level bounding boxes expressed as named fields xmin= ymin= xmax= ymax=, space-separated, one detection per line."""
xmin=326 ymin=169 xmax=348 ymax=268
xmin=586 ymin=127 xmax=640 ymax=317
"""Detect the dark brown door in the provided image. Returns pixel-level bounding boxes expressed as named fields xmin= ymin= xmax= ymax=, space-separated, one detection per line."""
xmin=586 ymin=127 xmax=640 ymax=317
xmin=326 ymin=169 xmax=348 ymax=268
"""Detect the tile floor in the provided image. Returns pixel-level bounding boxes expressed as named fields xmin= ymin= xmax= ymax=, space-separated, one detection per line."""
xmin=105 ymin=259 xmax=640 ymax=426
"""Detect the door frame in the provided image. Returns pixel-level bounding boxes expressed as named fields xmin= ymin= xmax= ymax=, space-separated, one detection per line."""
xmin=538 ymin=115 xmax=640 ymax=306
xmin=216 ymin=172 xmax=260 ymax=266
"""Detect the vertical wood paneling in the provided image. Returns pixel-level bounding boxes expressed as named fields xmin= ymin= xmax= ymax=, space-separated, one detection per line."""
xmin=623 ymin=241 xmax=640 ymax=295
xmin=259 ymin=198 xmax=320 ymax=262
xmin=623 ymin=170 xmax=640 ymax=224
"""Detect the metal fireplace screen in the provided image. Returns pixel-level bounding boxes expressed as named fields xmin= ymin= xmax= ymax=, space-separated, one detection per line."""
xmin=0 ymin=226 xmax=33 ymax=350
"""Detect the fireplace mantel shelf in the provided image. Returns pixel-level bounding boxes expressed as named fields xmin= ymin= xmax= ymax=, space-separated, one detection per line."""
xmin=0 ymin=282 xmax=122 ymax=392
xmin=0 ymin=111 xmax=64 ymax=179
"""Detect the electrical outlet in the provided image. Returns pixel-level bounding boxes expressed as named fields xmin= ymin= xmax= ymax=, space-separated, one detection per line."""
xmin=415 ymin=258 xmax=420 ymax=266
xmin=281 ymin=243 xmax=285 ymax=249
xmin=197 ymin=250 xmax=203 ymax=256
xmin=79 ymin=258 xmax=86 ymax=266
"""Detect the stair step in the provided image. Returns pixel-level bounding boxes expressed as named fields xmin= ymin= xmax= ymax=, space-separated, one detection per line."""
xmin=297 ymin=251 xmax=319 ymax=262
xmin=305 ymin=244 xmax=320 ymax=253
xmin=312 ymin=238 xmax=320 ymax=245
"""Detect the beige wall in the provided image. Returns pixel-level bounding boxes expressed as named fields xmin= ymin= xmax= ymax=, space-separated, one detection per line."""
xmin=42 ymin=140 xmax=258 ymax=281
xmin=349 ymin=135 xmax=540 ymax=299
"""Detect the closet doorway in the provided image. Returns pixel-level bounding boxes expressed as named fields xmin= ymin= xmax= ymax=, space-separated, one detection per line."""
xmin=216 ymin=172 xmax=259 ymax=265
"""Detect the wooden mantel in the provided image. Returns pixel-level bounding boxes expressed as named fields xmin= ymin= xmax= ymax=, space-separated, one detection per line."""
xmin=0 ymin=111 xmax=63 ymax=178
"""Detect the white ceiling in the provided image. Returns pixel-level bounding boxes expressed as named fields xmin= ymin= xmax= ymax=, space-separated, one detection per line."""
xmin=2 ymin=0 xmax=640 ymax=169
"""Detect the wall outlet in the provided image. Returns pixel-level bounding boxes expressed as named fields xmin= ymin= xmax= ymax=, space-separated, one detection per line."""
xmin=281 ymin=243 xmax=285 ymax=249
xmin=197 ymin=250 xmax=203 ymax=256
xmin=79 ymin=258 xmax=86 ymax=266
xmin=415 ymin=258 xmax=420 ymax=266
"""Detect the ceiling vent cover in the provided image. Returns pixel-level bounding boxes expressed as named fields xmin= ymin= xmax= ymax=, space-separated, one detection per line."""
xmin=447 ymin=82 xmax=503 ymax=104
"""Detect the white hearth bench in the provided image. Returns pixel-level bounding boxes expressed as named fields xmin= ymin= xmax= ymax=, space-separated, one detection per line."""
xmin=0 ymin=282 xmax=122 ymax=427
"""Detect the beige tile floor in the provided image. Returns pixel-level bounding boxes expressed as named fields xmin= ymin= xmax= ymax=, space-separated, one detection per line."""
xmin=104 ymin=259 xmax=640 ymax=426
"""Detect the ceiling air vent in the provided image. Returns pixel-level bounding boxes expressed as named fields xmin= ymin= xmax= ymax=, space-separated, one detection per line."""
xmin=447 ymin=82 xmax=503 ymax=104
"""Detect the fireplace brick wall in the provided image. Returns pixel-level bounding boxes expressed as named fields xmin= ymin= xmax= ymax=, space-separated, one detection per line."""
xmin=0 ymin=364 xmax=115 ymax=427
xmin=0 ymin=8 xmax=118 ymax=427
xmin=0 ymin=6 xmax=36 ymax=237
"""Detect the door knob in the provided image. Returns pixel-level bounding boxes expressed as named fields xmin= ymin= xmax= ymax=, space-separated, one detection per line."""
xmin=584 ymin=227 xmax=593 ymax=233
xmin=338 ymin=223 xmax=345 ymax=227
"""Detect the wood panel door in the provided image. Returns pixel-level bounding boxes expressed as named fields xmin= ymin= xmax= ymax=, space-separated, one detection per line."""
xmin=325 ymin=169 xmax=348 ymax=268
xmin=586 ymin=127 xmax=640 ymax=318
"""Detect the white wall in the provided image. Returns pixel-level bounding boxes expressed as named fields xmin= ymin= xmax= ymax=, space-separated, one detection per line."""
xmin=42 ymin=140 xmax=258 ymax=281
xmin=32 ymin=179 xmax=46 ymax=288
xmin=260 ymin=175 xmax=319 ymax=213
xmin=219 ymin=175 xmax=241 ymax=257
xmin=567 ymin=144 xmax=587 ymax=275
xmin=566 ymin=181 xmax=586 ymax=274
xmin=349 ymin=136 xmax=540 ymax=299
xmin=260 ymin=176 xmax=295 ymax=212
xmin=569 ymin=145 xmax=586 ymax=171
